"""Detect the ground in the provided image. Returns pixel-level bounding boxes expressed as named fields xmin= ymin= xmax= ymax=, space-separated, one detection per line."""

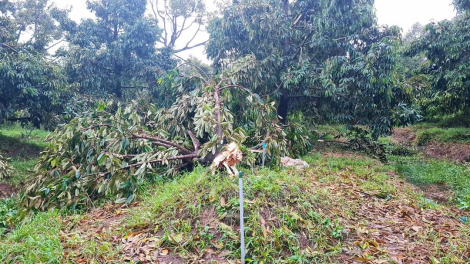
xmin=0 ymin=124 xmax=48 ymax=198
xmin=0 ymin=124 xmax=469 ymax=263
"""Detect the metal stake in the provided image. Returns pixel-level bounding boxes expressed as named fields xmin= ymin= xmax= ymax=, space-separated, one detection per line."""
xmin=238 ymin=171 xmax=246 ymax=264
xmin=262 ymin=142 xmax=266 ymax=168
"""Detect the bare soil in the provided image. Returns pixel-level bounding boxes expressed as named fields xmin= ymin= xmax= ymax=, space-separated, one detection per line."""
xmin=423 ymin=142 xmax=470 ymax=162
xmin=419 ymin=184 xmax=452 ymax=204
xmin=392 ymin=128 xmax=470 ymax=162
xmin=0 ymin=183 xmax=17 ymax=199
xmin=391 ymin=127 xmax=416 ymax=145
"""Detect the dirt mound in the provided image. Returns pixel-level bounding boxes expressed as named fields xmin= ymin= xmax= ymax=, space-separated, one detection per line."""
xmin=423 ymin=142 xmax=470 ymax=162
xmin=0 ymin=183 xmax=17 ymax=199
xmin=391 ymin=127 xmax=416 ymax=144
xmin=58 ymin=154 xmax=469 ymax=263
xmin=392 ymin=128 xmax=470 ymax=162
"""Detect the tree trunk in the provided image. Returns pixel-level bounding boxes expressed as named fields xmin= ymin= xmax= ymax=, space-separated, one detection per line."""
xmin=277 ymin=86 xmax=289 ymax=124
xmin=277 ymin=0 xmax=290 ymax=124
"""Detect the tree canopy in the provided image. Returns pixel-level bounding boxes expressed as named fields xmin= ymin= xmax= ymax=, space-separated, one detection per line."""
xmin=0 ymin=0 xmax=71 ymax=127
xmin=405 ymin=2 xmax=470 ymax=117
xmin=63 ymin=0 xmax=174 ymax=99
xmin=207 ymin=0 xmax=414 ymax=137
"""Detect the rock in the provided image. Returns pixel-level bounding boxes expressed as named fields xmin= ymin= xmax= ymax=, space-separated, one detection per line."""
xmin=281 ymin=157 xmax=310 ymax=169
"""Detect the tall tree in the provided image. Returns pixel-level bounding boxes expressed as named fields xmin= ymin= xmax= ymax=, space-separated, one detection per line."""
xmin=405 ymin=3 xmax=470 ymax=117
xmin=207 ymin=0 xmax=410 ymax=136
xmin=0 ymin=0 xmax=71 ymax=127
xmin=64 ymin=0 xmax=174 ymax=99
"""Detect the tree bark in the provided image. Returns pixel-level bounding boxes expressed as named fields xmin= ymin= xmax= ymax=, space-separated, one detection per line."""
xmin=214 ymin=87 xmax=223 ymax=141
xmin=277 ymin=0 xmax=290 ymax=124
xmin=277 ymin=86 xmax=289 ymax=124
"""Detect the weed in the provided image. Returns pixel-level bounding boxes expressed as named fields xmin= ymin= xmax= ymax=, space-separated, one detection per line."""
xmin=0 ymin=124 xmax=48 ymax=186
xmin=414 ymin=127 xmax=470 ymax=146
xmin=394 ymin=156 xmax=470 ymax=209
xmin=0 ymin=210 xmax=63 ymax=263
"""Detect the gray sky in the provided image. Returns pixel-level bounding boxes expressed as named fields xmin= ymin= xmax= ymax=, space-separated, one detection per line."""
xmin=52 ymin=0 xmax=456 ymax=61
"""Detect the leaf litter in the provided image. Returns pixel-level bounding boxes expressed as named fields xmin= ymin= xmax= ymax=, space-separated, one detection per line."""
xmin=59 ymin=152 xmax=469 ymax=263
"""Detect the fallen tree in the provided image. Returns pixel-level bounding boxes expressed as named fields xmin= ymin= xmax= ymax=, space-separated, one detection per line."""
xmin=21 ymin=71 xmax=309 ymax=210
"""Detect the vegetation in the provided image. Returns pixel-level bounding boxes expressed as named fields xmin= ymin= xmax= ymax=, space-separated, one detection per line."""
xmin=0 ymin=0 xmax=469 ymax=262
xmin=207 ymin=0 xmax=416 ymax=137
xmin=404 ymin=0 xmax=470 ymax=120
xmin=415 ymin=127 xmax=470 ymax=146
xmin=2 ymin=153 xmax=469 ymax=263
xmin=0 ymin=124 xmax=48 ymax=185
xmin=395 ymin=156 xmax=470 ymax=209
xmin=0 ymin=210 xmax=62 ymax=263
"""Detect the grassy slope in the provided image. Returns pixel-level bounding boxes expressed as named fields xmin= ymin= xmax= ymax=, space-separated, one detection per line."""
xmin=0 ymin=124 xmax=48 ymax=186
xmin=1 ymin=122 xmax=469 ymax=263
xmin=394 ymin=156 xmax=470 ymax=209
xmin=0 ymin=210 xmax=62 ymax=263
xmin=414 ymin=126 xmax=470 ymax=146
xmin=3 ymin=151 xmax=466 ymax=263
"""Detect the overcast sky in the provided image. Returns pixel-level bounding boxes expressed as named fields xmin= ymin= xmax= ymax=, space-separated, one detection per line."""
xmin=51 ymin=0 xmax=456 ymax=61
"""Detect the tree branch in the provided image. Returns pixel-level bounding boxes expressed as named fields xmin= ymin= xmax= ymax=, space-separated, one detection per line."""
xmin=187 ymin=130 xmax=200 ymax=151
xmin=99 ymin=154 xmax=198 ymax=177
xmin=173 ymin=23 xmax=208 ymax=53
xmin=132 ymin=132 xmax=193 ymax=154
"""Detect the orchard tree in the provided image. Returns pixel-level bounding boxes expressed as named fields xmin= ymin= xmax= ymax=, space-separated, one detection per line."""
xmin=0 ymin=0 xmax=72 ymax=127
xmin=21 ymin=69 xmax=308 ymax=210
xmin=405 ymin=2 xmax=470 ymax=117
xmin=207 ymin=0 xmax=414 ymax=137
xmin=64 ymin=0 xmax=174 ymax=99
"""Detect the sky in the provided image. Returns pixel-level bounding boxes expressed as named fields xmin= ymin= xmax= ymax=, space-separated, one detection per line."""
xmin=51 ymin=0 xmax=456 ymax=61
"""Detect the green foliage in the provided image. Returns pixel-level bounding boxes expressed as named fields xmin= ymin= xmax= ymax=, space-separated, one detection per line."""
xmin=64 ymin=0 xmax=174 ymax=99
xmin=207 ymin=0 xmax=416 ymax=136
xmin=346 ymin=127 xmax=388 ymax=163
xmin=0 ymin=197 xmax=17 ymax=233
xmin=405 ymin=10 xmax=470 ymax=117
xmin=0 ymin=210 xmax=63 ymax=263
xmin=454 ymin=0 xmax=470 ymax=13
xmin=0 ymin=0 xmax=74 ymax=127
xmin=22 ymin=72 xmax=309 ymax=211
xmin=414 ymin=127 xmax=470 ymax=146
xmin=394 ymin=156 xmax=470 ymax=210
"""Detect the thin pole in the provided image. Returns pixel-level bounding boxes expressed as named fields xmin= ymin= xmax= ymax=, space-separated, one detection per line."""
xmin=262 ymin=142 xmax=266 ymax=168
xmin=238 ymin=171 xmax=245 ymax=264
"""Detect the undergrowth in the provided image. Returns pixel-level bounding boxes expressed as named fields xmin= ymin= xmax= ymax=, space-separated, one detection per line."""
xmin=127 ymin=154 xmax=400 ymax=263
xmin=0 ymin=210 xmax=63 ymax=263
xmin=0 ymin=123 xmax=48 ymax=186
xmin=414 ymin=127 xmax=470 ymax=146
xmin=129 ymin=165 xmax=346 ymax=263
xmin=394 ymin=156 xmax=470 ymax=209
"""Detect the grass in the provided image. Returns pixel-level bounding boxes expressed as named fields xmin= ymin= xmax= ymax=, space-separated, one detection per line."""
xmin=128 ymin=165 xmax=346 ymax=263
xmin=414 ymin=127 xmax=470 ymax=146
xmin=1 ymin=151 xmax=469 ymax=263
xmin=124 ymin=154 xmax=414 ymax=263
xmin=0 ymin=123 xmax=49 ymax=186
xmin=394 ymin=156 xmax=470 ymax=209
xmin=0 ymin=210 xmax=63 ymax=263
